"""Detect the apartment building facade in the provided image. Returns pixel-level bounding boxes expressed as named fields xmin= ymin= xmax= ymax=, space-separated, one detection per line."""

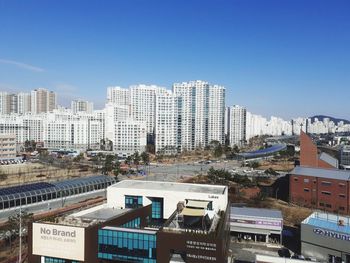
xmin=173 ymin=80 xmax=225 ymax=150
xmin=227 ymin=105 xmax=247 ymax=147
xmin=0 ymin=134 xmax=16 ymax=160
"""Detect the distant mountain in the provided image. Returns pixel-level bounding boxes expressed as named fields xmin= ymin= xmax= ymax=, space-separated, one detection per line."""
xmin=309 ymin=115 xmax=350 ymax=124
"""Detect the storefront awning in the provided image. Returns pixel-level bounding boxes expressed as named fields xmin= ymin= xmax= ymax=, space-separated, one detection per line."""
xmin=180 ymin=207 xmax=205 ymax=217
xmin=186 ymin=200 xmax=210 ymax=209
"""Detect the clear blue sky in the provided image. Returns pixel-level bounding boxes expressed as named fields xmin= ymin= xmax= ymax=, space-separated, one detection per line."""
xmin=0 ymin=0 xmax=349 ymax=119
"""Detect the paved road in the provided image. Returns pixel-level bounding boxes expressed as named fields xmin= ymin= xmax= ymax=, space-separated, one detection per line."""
xmin=0 ymin=189 xmax=106 ymax=220
xmin=230 ymin=239 xmax=281 ymax=263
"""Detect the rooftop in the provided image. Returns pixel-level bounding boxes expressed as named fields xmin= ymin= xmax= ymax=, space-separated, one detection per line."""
xmin=74 ymin=206 xmax=131 ymax=221
xmin=302 ymin=211 xmax=350 ymax=234
xmin=109 ymin=180 xmax=226 ymax=195
xmin=231 ymin=207 xmax=283 ymax=220
xmin=48 ymin=204 xmax=132 ymax=228
xmin=291 ymin=166 xmax=350 ymax=181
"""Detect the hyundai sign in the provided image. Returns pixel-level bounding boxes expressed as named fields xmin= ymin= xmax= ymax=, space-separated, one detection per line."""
xmin=32 ymin=223 xmax=85 ymax=261
xmin=313 ymin=228 xmax=350 ymax=242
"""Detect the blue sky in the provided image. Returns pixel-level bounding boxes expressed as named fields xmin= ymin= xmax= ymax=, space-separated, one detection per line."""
xmin=0 ymin=0 xmax=349 ymax=119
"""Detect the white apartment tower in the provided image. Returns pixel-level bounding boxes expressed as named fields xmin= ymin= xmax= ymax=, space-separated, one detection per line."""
xmin=130 ymin=84 xmax=167 ymax=137
xmin=17 ymin=92 xmax=31 ymax=114
xmin=0 ymin=92 xmax=10 ymax=115
xmin=208 ymin=85 xmax=225 ymax=144
xmin=104 ymin=103 xmax=129 ymax=142
xmin=31 ymin=88 xmax=57 ymax=114
xmin=173 ymin=80 xmax=225 ymax=150
xmin=107 ymin=86 xmax=130 ymax=106
xmin=228 ymin=105 xmax=247 ymax=147
xmin=71 ymin=99 xmax=94 ymax=114
xmin=155 ymin=90 xmax=180 ymax=154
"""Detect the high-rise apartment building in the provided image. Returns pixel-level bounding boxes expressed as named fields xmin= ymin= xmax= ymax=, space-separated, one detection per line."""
xmin=0 ymin=92 xmax=10 ymax=115
xmin=104 ymin=103 xmax=129 ymax=142
xmin=155 ymin=90 xmax=180 ymax=154
xmin=173 ymin=80 xmax=225 ymax=150
xmin=130 ymin=84 xmax=167 ymax=139
xmin=208 ymin=84 xmax=225 ymax=144
xmin=31 ymin=88 xmax=57 ymax=114
xmin=107 ymin=86 xmax=130 ymax=106
xmin=71 ymin=99 xmax=94 ymax=114
xmin=228 ymin=105 xmax=247 ymax=147
xmin=9 ymin=94 xmax=18 ymax=113
xmin=113 ymin=119 xmax=147 ymax=154
xmin=17 ymin=92 xmax=31 ymax=114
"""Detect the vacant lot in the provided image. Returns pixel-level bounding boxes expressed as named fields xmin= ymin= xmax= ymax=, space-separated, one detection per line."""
xmin=0 ymin=162 xmax=92 ymax=187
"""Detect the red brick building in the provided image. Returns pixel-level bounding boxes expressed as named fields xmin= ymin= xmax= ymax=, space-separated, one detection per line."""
xmin=299 ymin=131 xmax=337 ymax=168
xmin=290 ymin=166 xmax=350 ymax=214
xmin=290 ymin=132 xmax=349 ymax=214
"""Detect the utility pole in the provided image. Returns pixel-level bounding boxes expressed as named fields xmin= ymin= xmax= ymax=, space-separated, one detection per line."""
xmin=18 ymin=172 xmax=22 ymax=263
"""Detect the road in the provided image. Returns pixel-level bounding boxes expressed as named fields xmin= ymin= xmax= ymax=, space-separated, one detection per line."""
xmin=0 ymin=189 xmax=106 ymax=220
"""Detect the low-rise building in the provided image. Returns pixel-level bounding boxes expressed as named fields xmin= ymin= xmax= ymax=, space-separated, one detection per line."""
xmin=341 ymin=145 xmax=350 ymax=170
xmin=230 ymin=207 xmax=283 ymax=243
xmin=28 ymin=180 xmax=230 ymax=263
xmin=301 ymin=211 xmax=350 ymax=263
xmin=0 ymin=134 xmax=16 ymax=160
xmin=289 ymin=166 xmax=350 ymax=214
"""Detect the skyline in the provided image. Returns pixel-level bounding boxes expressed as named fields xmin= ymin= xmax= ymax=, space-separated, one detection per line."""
xmin=1 ymin=0 xmax=350 ymax=119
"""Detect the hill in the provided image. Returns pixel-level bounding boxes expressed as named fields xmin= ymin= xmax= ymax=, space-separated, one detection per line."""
xmin=309 ymin=115 xmax=350 ymax=124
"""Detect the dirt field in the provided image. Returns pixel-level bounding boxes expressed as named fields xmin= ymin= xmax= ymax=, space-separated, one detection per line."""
xmin=0 ymin=163 xmax=93 ymax=187
xmin=258 ymin=160 xmax=294 ymax=172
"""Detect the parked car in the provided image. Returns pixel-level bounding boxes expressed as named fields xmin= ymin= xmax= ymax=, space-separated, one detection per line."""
xmin=278 ymin=248 xmax=291 ymax=258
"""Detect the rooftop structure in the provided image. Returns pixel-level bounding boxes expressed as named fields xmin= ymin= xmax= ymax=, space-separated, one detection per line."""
xmin=231 ymin=207 xmax=283 ymax=220
xmin=230 ymin=206 xmax=283 ymax=244
xmin=302 ymin=211 xmax=350 ymax=233
xmin=109 ymin=180 xmax=226 ymax=195
xmin=29 ymin=179 xmax=230 ymax=263
xmin=301 ymin=211 xmax=350 ymax=262
xmin=291 ymin=166 xmax=350 ymax=181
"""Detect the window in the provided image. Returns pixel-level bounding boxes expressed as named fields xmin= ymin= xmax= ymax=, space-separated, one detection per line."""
xmin=121 ymin=217 xmax=140 ymax=228
xmin=44 ymin=257 xmax=67 ymax=263
xmin=150 ymin=197 xmax=163 ymax=219
xmin=339 ymin=194 xmax=346 ymax=198
xmin=125 ymin=195 xmax=143 ymax=208
xmin=339 ymin=207 xmax=345 ymax=211
xmin=304 ymin=178 xmax=309 ymax=183
xmin=304 ymin=188 xmax=310 ymax=192
xmin=98 ymin=229 xmax=156 ymax=263
xmin=326 ymin=204 xmax=332 ymax=208
xmin=321 ymin=191 xmax=331 ymax=196
xmin=339 ymin=183 xmax=346 ymax=187
xmin=319 ymin=202 xmax=325 ymax=207
xmin=294 ymin=177 xmax=298 ymax=182
xmin=321 ymin=181 xmax=332 ymax=186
